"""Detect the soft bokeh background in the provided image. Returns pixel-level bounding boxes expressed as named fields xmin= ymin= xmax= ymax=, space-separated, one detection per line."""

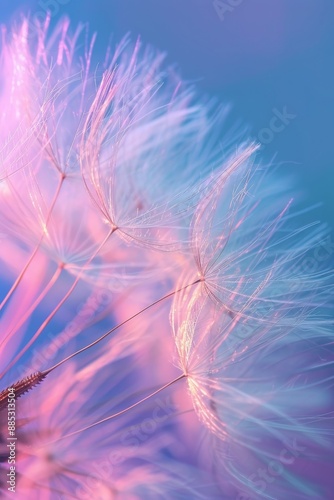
xmin=1 ymin=0 xmax=333 ymax=229
xmin=0 ymin=2 xmax=333 ymax=497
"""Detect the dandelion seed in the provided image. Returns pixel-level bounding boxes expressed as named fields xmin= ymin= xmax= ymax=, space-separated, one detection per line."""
xmin=0 ymin=15 xmax=332 ymax=500
xmin=0 ymin=372 xmax=46 ymax=412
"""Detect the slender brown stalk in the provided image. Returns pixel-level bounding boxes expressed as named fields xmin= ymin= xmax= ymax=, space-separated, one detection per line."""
xmin=0 ymin=371 xmax=47 ymax=412
xmin=0 ymin=278 xmax=199 ymax=405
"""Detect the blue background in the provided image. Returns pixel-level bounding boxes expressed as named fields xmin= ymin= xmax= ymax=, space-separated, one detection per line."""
xmin=0 ymin=3 xmax=333 ymax=496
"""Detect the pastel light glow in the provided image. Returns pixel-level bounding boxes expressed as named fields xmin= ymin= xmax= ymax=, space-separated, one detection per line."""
xmin=0 ymin=16 xmax=333 ymax=499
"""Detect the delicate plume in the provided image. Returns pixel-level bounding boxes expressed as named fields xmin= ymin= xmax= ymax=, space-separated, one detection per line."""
xmin=0 ymin=15 xmax=333 ymax=500
xmin=171 ymin=149 xmax=333 ymax=497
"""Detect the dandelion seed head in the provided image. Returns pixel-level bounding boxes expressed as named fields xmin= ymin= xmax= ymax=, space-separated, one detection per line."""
xmin=1 ymin=14 xmax=333 ymax=500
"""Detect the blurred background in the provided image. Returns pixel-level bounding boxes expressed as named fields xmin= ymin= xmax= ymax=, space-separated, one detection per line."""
xmin=1 ymin=0 xmax=333 ymax=226
xmin=0 ymin=3 xmax=333 ymax=496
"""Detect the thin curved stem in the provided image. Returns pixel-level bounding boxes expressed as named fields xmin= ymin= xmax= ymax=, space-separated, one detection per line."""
xmin=0 ymin=174 xmax=65 ymax=311
xmin=1 ymin=227 xmax=115 ymax=378
xmin=46 ymin=278 xmax=200 ymax=373
xmin=47 ymin=374 xmax=186 ymax=444
xmin=0 ymin=263 xmax=63 ymax=352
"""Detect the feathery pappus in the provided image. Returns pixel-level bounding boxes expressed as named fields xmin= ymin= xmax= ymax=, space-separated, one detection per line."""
xmin=0 ymin=15 xmax=333 ymax=499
